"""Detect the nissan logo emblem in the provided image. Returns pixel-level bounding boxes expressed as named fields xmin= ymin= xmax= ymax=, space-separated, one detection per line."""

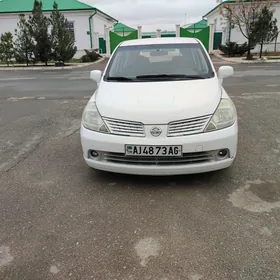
xmin=150 ymin=127 xmax=162 ymax=137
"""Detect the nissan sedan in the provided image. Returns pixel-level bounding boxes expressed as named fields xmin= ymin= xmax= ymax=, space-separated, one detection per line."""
xmin=80 ymin=38 xmax=238 ymax=175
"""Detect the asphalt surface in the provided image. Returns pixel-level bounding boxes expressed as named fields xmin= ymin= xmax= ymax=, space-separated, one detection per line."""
xmin=1 ymin=58 xmax=280 ymax=280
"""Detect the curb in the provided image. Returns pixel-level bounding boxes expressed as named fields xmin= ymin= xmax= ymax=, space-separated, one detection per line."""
xmin=0 ymin=57 xmax=105 ymax=71
xmin=212 ymin=52 xmax=280 ymax=64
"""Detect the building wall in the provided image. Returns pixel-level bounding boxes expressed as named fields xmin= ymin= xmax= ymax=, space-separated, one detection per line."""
xmin=0 ymin=10 xmax=115 ymax=58
xmin=91 ymin=13 xmax=115 ymax=50
xmin=207 ymin=3 xmax=280 ymax=53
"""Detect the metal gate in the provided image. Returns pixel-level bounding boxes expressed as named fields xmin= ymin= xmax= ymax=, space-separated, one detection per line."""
xmin=180 ymin=27 xmax=210 ymax=51
xmin=109 ymin=30 xmax=138 ymax=54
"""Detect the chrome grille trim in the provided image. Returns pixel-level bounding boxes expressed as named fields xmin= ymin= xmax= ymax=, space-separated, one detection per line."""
xmin=103 ymin=117 xmax=145 ymax=137
xmin=103 ymin=151 xmax=214 ymax=166
xmin=167 ymin=115 xmax=212 ymax=137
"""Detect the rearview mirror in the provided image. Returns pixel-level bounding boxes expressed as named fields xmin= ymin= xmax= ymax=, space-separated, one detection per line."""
xmin=217 ymin=66 xmax=234 ymax=81
xmin=90 ymin=70 xmax=102 ymax=84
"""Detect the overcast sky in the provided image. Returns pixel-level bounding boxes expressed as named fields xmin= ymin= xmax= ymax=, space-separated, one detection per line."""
xmin=80 ymin=0 xmax=217 ymax=31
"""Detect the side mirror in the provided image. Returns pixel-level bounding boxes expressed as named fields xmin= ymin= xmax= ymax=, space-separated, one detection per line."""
xmin=90 ymin=70 xmax=102 ymax=84
xmin=217 ymin=66 xmax=234 ymax=83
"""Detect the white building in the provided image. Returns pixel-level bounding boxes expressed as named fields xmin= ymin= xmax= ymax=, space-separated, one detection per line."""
xmin=0 ymin=0 xmax=117 ymax=58
xmin=204 ymin=0 xmax=280 ymax=53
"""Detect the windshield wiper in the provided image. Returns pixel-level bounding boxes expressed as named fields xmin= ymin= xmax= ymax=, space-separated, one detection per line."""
xmin=106 ymin=76 xmax=135 ymax=81
xmin=136 ymin=74 xmax=206 ymax=80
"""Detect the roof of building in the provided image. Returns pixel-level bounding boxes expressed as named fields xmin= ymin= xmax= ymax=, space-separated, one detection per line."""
xmin=0 ymin=0 xmax=117 ymax=21
xmin=186 ymin=19 xmax=208 ymax=30
xmin=114 ymin=22 xmax=136 ymax=33
xmin=203 ymin=0 xmax=234 ymax=17
xmin=120 ymin=37 xmax=199 ymax=47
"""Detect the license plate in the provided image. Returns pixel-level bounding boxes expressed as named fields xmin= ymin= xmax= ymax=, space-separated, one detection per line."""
xmin=125 ymin=145 xmax=182 ymax=157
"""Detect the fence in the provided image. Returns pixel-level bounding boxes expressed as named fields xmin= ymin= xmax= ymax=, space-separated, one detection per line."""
xmin=104 ymin=24 xmax=210 ymax=57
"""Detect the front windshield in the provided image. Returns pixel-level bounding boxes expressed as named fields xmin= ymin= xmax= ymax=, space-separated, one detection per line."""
xmin=104 ymin=43 xmax=214 ymax=81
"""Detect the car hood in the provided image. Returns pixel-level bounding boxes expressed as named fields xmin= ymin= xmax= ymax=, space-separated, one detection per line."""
xmin=95 ymin=78 xmax=222 ymax=124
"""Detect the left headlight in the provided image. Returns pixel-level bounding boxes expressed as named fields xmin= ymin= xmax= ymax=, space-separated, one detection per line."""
xmin=82 ymin=102 xmax=110 ymax=133
xmin=205 ymin=98 xmax=237 ymax=132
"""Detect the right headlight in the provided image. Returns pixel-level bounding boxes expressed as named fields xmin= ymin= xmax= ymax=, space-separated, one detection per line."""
xmin=205 ymin=98 xmax=237 ymax=132
xmin=82 ymin=101 xmax=109 ymax=133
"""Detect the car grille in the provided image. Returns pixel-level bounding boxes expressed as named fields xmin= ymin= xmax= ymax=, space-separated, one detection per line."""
xmin=167 ymin=115 xmax=212 ymax=137
xmin=103 ymin=151 xmax=214 ymax=166
xmin=103 ymin=117 xmax=145 ymax=137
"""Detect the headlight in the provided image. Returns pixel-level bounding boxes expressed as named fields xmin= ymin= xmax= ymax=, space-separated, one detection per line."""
xmin=82 ymin=102 xmax=110 ymax=133
xmin=205 ymin=98 xmax=237 ymax=132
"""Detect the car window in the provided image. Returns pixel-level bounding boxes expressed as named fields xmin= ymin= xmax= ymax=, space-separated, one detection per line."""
xmin=105 ymin=43 xmax=214 ymax=81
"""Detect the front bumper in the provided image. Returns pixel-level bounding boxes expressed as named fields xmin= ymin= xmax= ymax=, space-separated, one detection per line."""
xmin=80 ymin=122 xmax=238 ymax=176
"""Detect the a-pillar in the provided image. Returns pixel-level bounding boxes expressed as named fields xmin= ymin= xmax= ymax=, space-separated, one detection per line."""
xmin=137 ymin=26 xmax=142 ymax=39
xmin=176 ymin=24 xmax=180 ymax=37
xmin=156 ymin=29 xmax=161 ymax=38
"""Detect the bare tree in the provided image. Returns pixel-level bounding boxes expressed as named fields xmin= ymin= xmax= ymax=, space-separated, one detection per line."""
xmin=221 ymin=0 xmax=279 ymax=59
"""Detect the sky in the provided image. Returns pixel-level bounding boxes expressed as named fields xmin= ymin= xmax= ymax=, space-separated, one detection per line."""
xmin=80 ymin=0 xmax=218 ymax=32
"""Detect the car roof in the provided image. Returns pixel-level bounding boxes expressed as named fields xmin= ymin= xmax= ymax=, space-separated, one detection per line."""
xmin=120 ymin=37 xmax=199 ymax=47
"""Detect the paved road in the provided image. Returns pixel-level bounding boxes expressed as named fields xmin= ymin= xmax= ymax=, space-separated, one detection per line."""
xmin=0 ymin=59 xmax=280 ymax=280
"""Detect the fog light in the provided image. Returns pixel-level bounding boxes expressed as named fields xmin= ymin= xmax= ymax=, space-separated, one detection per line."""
xmin=217 ymin=149 xmax=228 ymax=158
xmin=89 ymin=150 xmax=99 ymax=158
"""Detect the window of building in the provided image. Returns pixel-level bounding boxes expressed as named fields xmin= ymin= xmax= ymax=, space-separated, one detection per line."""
xmin=68 ymin=21 xmax=75 ymax=40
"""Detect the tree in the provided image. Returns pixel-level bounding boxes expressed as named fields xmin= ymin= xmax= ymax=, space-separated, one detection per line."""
xmin=14 ymin=14 xmax=35 ymax=66
xmin=251 ymin=6 xmax=278 ymax=58
xmin=50 ymin=1 xmax=77 ymax=64
xmin=222 ymin=0 xmax=278 ymax=60
xmin=28 ymin=0 xmax=52 ymax=65
xmin=0 ymin=32 xmax=14 ymax=66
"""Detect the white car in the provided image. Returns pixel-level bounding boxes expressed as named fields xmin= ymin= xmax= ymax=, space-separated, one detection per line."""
xmin=80 ymin=38 xmax=238 ymax=176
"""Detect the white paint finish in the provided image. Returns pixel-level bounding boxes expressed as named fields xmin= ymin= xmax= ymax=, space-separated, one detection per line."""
xmin=81 ymin=38 xmax=238 ymax=175
xmin=50 ymin=265 xmax=60 ymax=274
xmin=96 ymin=79 xmax=223 ymax=124
xmin=121 ymin=37 xmax=198 ymax=46
xmin=0 ymin=11 xmax=91 ymax=53
xmin=93 ymin=13 xmax=114 ymax=35
xmin=137 ymin=26 xmax=142 ymax=39
xmin=134 ymin=237 xmax=160 ymax=266
xmin=0 ymin=246 xmax=14 ymax=267
xmin=206 ymin=2 xmax=280 ymax=51
xmin=0 ymin=10 xmax=115 ymax=58
xmin=176 ymin=24 xmax=180 ymax=38
xmin=229 ymin=180 xmax=280 ymax=213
